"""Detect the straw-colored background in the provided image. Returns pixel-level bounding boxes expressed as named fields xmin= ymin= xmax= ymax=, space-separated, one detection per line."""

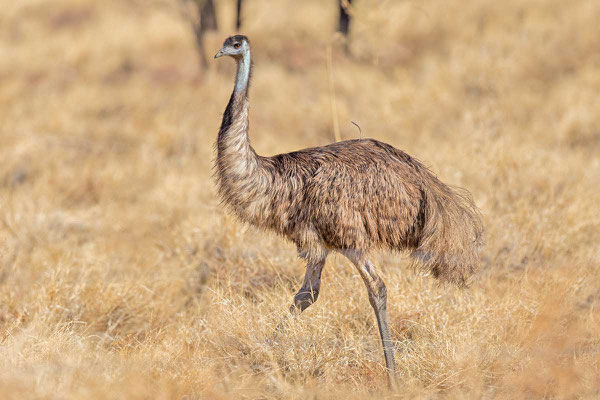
xmin=1 ymin=0 xmax=599 ymax=398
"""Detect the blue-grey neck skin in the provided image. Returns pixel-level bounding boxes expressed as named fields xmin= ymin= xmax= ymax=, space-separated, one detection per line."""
xmin=218 ymin=48 xmax=251 ymax=135
xmin=234 ymin=50 xmax=251 ymax=94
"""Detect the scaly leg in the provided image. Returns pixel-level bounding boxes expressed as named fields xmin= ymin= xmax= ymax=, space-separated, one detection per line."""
xmin=272 ymin=256 xmax=327 ymax=338
xmin=290 ymin=257 xmax=327 ymax=313
xmin=343 ymin=250 xmax=397 ymax=389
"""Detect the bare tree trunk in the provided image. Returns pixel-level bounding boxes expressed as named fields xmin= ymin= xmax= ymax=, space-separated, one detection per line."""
xmin=236 ymin=0 xmax=243 ymax=30
xmin=200 ymin=0 xmax=217 ymax=31
xmin=187 ymin=0 xmax=351 ymax=67
xmin=185 ymin=0 xmax=218 ymax=68
xmin=338 ymin=0 xmax=352 ymax=36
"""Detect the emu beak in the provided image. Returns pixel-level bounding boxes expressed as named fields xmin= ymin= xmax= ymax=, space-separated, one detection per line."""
xmin=214 ymin=49 xmax=225 ymax=59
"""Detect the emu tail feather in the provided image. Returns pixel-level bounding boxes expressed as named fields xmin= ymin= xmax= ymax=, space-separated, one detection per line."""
xmin=411 ymin=177 xmax=485 ymax=287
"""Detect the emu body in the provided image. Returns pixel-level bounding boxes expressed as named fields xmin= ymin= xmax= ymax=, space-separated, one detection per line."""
xmin=214 ymin=35 xmax=484 ymax=387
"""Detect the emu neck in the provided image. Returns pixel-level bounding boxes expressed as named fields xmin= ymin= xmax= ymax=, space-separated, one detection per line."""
xmin=216 ymin=50 xmax=262 ymax=214
xmin=235 ymin=51 xmax=251 ymax=93
xmin=218 ymin=51 xmax=252 ymax=141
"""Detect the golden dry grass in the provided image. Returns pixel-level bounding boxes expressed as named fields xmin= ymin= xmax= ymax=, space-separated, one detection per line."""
xmin=1 ymin=0 xmax=599 ymax=398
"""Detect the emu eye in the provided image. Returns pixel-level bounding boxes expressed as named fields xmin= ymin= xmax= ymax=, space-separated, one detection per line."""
xmin=233 ymin=43 xmax=241 ymax=49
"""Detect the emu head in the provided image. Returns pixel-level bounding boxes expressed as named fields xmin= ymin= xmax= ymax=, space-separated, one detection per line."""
xmin=214 ymin=35 xmax=250 ymax=59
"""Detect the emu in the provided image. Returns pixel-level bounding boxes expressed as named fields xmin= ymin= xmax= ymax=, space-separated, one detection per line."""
xmin=213 ymin=35 xmax=484 ymax=386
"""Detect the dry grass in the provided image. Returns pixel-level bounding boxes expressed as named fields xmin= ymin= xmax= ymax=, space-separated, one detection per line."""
xmin=1 ymin=0 xmax=599 ymax=398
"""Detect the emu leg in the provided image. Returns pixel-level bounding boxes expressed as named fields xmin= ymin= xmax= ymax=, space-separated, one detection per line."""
xmin=290 ymin=258 xmax=326 ymax=313
xmin=343 ymin=251 xmax=398 ymax=389
xmin=272 ymin=258 xmax=326 ymax=337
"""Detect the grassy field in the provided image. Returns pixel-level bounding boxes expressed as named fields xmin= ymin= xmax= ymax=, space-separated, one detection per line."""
xmin=1 ymin=0 xmax=599 ymax=398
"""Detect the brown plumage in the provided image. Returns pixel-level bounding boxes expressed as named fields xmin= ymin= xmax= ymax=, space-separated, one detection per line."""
xmin=213 ymin=35 xmax=484 ymax=387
